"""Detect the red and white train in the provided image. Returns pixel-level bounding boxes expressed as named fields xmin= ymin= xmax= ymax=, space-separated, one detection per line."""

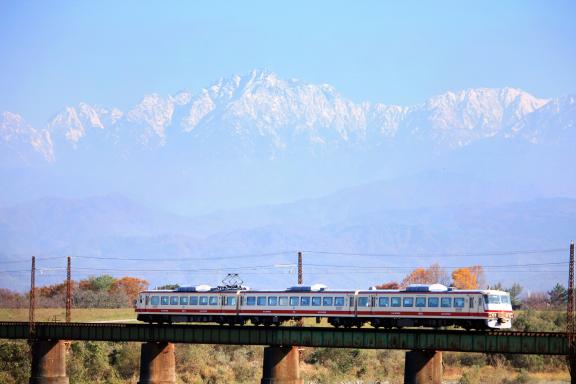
xmin=135 ymin=283 xmax=513 ymax=330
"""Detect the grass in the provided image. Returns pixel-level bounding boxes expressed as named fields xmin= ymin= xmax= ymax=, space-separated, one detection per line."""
xmin=0 ymin=308 xmax=136 ymax=322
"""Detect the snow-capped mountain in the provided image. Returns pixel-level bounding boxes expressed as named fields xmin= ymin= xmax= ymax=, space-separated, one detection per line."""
xmin=1 ymin=70 xmax=566 ymax=163
xmin=1 ymin=70 xmax=574 ymax=214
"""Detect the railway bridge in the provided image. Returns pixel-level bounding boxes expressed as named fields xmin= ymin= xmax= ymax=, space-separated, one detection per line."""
xmin=0 ymin=321 xmax=570 ymax=384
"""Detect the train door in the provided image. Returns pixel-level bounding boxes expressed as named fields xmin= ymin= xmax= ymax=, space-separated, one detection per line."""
xmin=468 ymin=295 xmax=475 ymax=315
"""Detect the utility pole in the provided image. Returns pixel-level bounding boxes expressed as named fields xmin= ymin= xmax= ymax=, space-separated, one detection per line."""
xmin=298 ymin=251 xmax=303 ymax=285
xmin=568 ymin=241 xmax=575 ymax=378
xmin=66 ymin=256 xmax=72 ymax=323
xmin=29 ymin=256 xmax=36 ymax=341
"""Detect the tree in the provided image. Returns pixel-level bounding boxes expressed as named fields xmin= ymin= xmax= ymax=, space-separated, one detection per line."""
xmin=80 ymin=275 xmax=116 ymax=292
xmin=110 ymin=277 xmax=149 ymax=302
xmin=451 ymin=266 xmax=484 ymax=289
xmin=508 ymin=283 xmax=523 ymax=308
xmin=523 ymin=292 xmax=549 ymax=310
xmin=427 ymin=263 xmax=451 ymax=286
xmin=548 ymin=283 xmax=567 ymax=306
xmin=401 ymin=263 xmax=450 ymax=287
xmin=375 ymin=282 xmax=400 ymax=289
xmin=156 ymin=284 xmax=180 ymax=290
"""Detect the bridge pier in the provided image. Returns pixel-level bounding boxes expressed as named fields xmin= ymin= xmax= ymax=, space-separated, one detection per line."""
xmin=404 ymin=350 xmax=442 ymax=384
xmin=137 ymin=342 xmax=176 ymax=384
xmin=29 ymin=340 xmax=69 ymax=384
xmin=261 ymin=346 xmax=303 ymax=384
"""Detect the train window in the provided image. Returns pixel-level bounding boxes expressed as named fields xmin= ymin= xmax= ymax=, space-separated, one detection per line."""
xmin=428 ymin=297 xmax=439 ymax=307
xmin=257 ymin=297 xmax=266 ymax=306
xmin=246 ymin=296 xmax=256 ymax=306
xmin=403 ymin=297 xmax=414 ymax=307
xmin=268 ymin=297 xmax=278 ymax=306
xmin=358 ymin=297 xmax=370 ymax=307
xmin=209 ymin=297 xmax=218 ymax=306
xmin=161 ymin=296 xmax=169 ymax=305
xmin=145 ymin=296 xmax=149 ymax=305
xmin=301 ymin=297 xmax=311 ymax=306
xmin=454 ymin=298 xmax=465 ymax=308
xmin=469 ymin=298 xmax=474 ymax=308
xmin=225 ymin=297 xmax=236 ymax=306
xmin=486 ymin=295 xmax=501 ymax=304
xmin=190 ymin=296 xmax=198 ymax=305
xmin=500 ymin=295 xmax=511 ymax=304
xmin=441 ymin=298 xmax=452 ymax=308
xmin=335 ymin=297 xmax=345 ymax=306
xmin=323 ymin=297 xmax=333 ymax=306
xmin=170 ymin=296 xmax=179 ymax=305
xmin=415 ymin=297 xmax=426 ymax=307
xmin=150 ymin=296 xmax=160 ymax=306
xmin=199 ymin=296 xmax=208 ymax=305
xmin=289 ymin=297 xmax=299 ymax=306
xmin=378 ymin=297 xmax=389 ymax=307
xmin=391 ymin=297 xmax=401 ymax=307
xmin=279 ymin=297 xmax=289 ymax=306
xmin=312 ymin=297 xmax=322 ymax=306
xmin=179 ymin=297 xmax=189 ymax=305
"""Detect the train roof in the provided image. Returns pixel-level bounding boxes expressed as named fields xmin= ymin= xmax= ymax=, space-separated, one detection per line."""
xmin=141 ymin=284 xmax=510 ymax=295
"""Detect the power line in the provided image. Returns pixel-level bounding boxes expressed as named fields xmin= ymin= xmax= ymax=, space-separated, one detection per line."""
xmin=0 ymin=247 xmax=567 ymax=264
xmin=0 ymin=261 xmax=568 ymax=275
xmin=301 ymin=248 xmax=567 ymax=258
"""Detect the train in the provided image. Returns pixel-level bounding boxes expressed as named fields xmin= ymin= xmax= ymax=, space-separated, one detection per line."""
xmin=135 ymin=282 xmax=513 ymax=330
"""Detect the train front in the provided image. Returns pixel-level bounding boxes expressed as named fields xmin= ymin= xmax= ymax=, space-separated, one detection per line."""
xmin=483 ymin=290 xmax=513 ymax=329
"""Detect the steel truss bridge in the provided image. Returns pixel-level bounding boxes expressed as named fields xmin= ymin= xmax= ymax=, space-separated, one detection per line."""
xmin=0 ymin=322 xmax=568 ymax=355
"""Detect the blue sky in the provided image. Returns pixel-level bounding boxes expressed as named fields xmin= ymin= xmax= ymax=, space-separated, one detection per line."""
xmin=1 ymin=1 xmax=575 ymax=125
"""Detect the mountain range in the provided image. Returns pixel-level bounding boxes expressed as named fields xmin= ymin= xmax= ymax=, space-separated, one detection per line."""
xmin=2 ymin=70 xmax=572 ymax=164
xmin=0 ymin=70 xmax=575 ymax=292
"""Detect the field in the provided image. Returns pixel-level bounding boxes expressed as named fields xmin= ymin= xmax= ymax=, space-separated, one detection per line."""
xmin=0 ymin=308 xmax=136 ymax=322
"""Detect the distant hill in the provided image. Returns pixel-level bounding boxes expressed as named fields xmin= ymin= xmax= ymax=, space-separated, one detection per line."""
xmin=0 ymin=191 xmax=573 ymax=292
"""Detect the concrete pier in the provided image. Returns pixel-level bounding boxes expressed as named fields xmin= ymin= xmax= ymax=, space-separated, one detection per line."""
xmin=404 ymin=350 xmax=442 ymax=384
xmin=261 ymin=346 xmax=304 ymax=384
xmin=29 ymin=340 xmax=69 ymax=384
xmin=137 ymin=342 xmax=176 ymax=384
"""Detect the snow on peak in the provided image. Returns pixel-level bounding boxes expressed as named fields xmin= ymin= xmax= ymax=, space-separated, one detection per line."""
xmin=0 ymin=70 xmax=569 ymax=161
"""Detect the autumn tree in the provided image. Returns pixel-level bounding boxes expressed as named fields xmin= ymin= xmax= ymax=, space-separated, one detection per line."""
xmin=375 ymin=282 xmax=400 ymax=289
xmin=0 ymin=288 xmax=26 ymax=308
xmin=523 ymin=292 xmax=549 ymax=310
xmin=451 ymin=266 xmax=484 ymax=289
xmin=110 ymin=277 xmax=149 ymax=302
xmin=401 ymin=263 xmax=450 ymax=288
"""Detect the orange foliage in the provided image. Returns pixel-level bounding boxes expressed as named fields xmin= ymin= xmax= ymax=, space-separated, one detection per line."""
xmin=109 ymin=277 xmax=149 ymax=301
xmin=401 ymin=263 xmax=449 ymax=287
xmin=37 ymin=282 xmax=75 ymax=298
xmin=451 ymin=266 xmax=484 ymax=289
xmin=375 ymin=281 xmax=400 ymax=289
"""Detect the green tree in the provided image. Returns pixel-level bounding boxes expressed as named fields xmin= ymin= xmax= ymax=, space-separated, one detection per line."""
xmin=509 ymin=283 xmax=523 ymax=308
xmin=548 ymin=283 xmax=567 ymax=306
xmin=80 ymin=275 xmax=116 ymax=292
xmin=156 ymin=284 xmax=180 ymax=290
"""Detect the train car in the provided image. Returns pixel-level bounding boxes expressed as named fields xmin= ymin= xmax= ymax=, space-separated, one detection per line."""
xmin=135 ymin=283 xmax=513 ymax=330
